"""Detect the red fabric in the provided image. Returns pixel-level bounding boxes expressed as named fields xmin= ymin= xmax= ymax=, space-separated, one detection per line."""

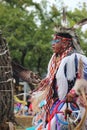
xmin=29 ymin=103 xmax=32 ymax=111
xmin=49 ymin=47 xmax=73 ymax=80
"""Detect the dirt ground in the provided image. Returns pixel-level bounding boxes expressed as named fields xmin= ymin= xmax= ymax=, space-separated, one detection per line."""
xmin=15 ymin=115 xmax=33 ymax=130
xmin=0 ymin=116 xmax=32 ymax=130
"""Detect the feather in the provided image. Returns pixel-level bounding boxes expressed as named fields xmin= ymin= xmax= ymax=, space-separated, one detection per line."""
xmin=73 ymin=18 xmax=87 ymax=29
xmin=56 ymin=57 xmax=68 ymax=100
xmin=74 ymin=108 xmax=87 ymax=130
xmin=73 ymin=78 xmax=87 ymax=130
xmin=73 ymin=78 xmax=87 ymax=96
xmin=61 ymin=7 xmax=68 ymax=28
xmin=78 ymin=58 xmax=84 ymax=78
xmin=66 ymin=54 xmax=76 ymax=80
xmin=31 ymin=86 xmax=51 ymax=112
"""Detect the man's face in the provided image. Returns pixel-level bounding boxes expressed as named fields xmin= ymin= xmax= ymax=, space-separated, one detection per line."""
xmin=51 ymin=36 xmax=64 ymax=54
xmin=52 ymin=42 xmax=63 ymax=53
xmin=51 ymin=34 xmax=70 ymax=54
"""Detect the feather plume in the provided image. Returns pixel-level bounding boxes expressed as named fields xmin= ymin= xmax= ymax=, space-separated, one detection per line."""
xmin=31 ymin=86 xmax=51 ymax=112
xmin=74 ymin=106 xmax=87 ymax=130
xmin=73 ymin=79 xmax=87 ymax=130
xmin=78 ymin=58 xmax=84 ymax=78
xmin=73 ymin=58 xmax=86 ymax=95
xmin=72 ymin=59 xmax=87 ymax=130
xmin=73 ymin=18 xmax=87 ymax=29
xmin=73 ymin=78 xmax=87 ymax=96
xmin=61 ymin=7 xmax=68 ymax=27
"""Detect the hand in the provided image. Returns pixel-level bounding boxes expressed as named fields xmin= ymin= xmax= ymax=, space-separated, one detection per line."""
xmin=66 ymin=93 xmax=74 ymax=102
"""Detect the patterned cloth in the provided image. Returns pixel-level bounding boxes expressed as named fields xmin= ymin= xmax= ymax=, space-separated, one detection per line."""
xmin=48 ymin=47 xmax=73 ymax=81
xmin=35 ymin=47 xmax=73 ymax=116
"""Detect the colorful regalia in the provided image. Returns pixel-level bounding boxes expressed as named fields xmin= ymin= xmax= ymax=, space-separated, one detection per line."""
xmin=26 ymin=18 xmax=87 ymax=130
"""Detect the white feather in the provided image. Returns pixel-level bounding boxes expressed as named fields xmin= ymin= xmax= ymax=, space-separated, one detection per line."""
xmin=56 ymin=53 xmax=87 ymax=100
xmin=46 ymin=53 xmax=55 ymax=78
xmin=56 ymin=57 xmax=68 ymax=100
xmin=66 ymin=54 xmax=76 ymax=80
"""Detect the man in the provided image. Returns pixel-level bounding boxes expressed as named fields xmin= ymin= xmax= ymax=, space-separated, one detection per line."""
xmin=31 ymin=30 xmax=87 ymax=130
xmin=38 ymin=31 xmax=85 ymax=101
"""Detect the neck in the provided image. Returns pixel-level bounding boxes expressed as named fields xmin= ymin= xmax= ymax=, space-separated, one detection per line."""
xmin=56 ymin=46 xmax=74 ymax=57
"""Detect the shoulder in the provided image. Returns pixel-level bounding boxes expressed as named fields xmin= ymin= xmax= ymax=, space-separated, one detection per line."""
xmin=63 ymin=52 xmax=87 ymax=61
xmin=71 ymin=53 xmax=87 ymax=62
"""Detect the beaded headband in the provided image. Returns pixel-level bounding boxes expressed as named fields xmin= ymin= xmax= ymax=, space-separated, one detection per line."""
xmin=51 ymin=35 xmax=72 ymax=45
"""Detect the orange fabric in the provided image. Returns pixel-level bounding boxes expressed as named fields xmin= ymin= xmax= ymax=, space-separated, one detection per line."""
xmin=49 ymin=47 xmax=73 ymax=80
xmin=37 ymin=124 xmax=43 ymax=130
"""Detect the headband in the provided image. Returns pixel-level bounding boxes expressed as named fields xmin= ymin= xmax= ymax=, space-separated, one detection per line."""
xmin=51 ymin=35 xmax=72 ymax=45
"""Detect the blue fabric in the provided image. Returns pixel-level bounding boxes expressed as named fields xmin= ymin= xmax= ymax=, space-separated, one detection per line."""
xmin=75 ymin=54 xmax=78 ymax=74
xmin=58 ymin=102 xmax=65 ymax=111
xmin=64 ymin=63 xmax=67 ymax=77
xmin=26 ymin=126 xmax=36 ymax=130
xmin=56 ymin=101 xmax=68 ymax=125
xmin=56 ymin=113 xmax=68 ymax=125
xmin=55 ymin=114 xmax=60 ymax=130
xmin=50 ymin=100 xmax=60 ymax=114
xmin=39 ymin=100 xmax=46 ymax=108
xmin=70 ymin=103 xmax=79 ymax=111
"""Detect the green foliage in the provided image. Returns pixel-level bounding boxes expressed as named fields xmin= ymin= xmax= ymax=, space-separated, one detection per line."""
xmin=0 ymin=0 xmax=87 ymax=77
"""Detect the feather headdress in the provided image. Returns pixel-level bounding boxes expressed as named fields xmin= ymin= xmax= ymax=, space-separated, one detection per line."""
xmin=53 ymin=8 xmax=87 ymax=54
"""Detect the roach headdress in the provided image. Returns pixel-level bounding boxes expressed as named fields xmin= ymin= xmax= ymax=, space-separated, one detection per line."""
xmin=53 ymin=8 xmax=87 ymax=54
